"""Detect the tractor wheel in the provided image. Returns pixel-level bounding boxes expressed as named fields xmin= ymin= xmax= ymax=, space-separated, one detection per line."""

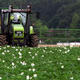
xmin=29 ymin=34 xmax=38 ymax=47
xmin=0 ymin=35 xmax=8 ymax=46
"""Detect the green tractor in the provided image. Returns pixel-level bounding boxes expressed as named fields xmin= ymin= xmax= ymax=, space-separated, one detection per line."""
xmin=0 ymin=5 xmax=38 ymax=47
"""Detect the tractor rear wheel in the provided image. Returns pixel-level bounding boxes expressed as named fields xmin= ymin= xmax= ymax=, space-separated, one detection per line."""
xmin=29 ymin=34 xmax=38 ymax=47
xmin=0 ymin=35 xmax=8 ymax=46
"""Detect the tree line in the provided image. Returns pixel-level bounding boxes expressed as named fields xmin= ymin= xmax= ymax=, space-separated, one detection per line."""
xmin=0 ymin=0 xmax=80 ymax=28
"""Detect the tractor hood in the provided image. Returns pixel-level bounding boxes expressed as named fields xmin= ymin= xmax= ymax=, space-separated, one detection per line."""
xmin=12 ymin=24 xmax=24 ymax=38
xmin=12 ymin=24 xmax=24 ymax=31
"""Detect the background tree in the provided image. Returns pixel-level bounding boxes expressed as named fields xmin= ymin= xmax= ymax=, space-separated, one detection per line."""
xmin=70 ymin=13 xmax=80 ymax=28
xmin=35 ymin=20 xmax=49 ymax=38
xmin=0 ymin=0 xmax=80 ymax=28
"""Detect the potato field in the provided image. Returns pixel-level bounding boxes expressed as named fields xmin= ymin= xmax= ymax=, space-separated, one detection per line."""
xmin=0 ymin=46 xmax=80 ymax=80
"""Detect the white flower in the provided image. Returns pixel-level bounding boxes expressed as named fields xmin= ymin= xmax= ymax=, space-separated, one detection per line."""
xmin=33 ymin=74 xmax=37 ymax=78
xmin=26 ymin=75 xmax=30 ymax=80
xmin=20 ymin=72 xmax=24 ymax=75
xmin=21 ymin=61 xmax=27 ymax=65
xmin=32 ymin=56 xmax=34 ymax=59
xmin=19 ymin=55 xmax=22 ymax=59
xmin=25 ymin=45 xmax=27 ymax=47
xmin=20 ymin=49 xmax=23 ymax=51
xmin=60 ymin=62 xmax=63 ymax=65
xmin=32 ymin=68 xmax=36 ymax=72
xmin=7 ymin=45 xmax=10 ymax=48
xmin=28 ymin=52 xmax=31 ymax=54
xmin=3 ymin=47 xmax=6 ymax=49
xmin=30 ymin=48 xmax=33 ymax=50
xmin=12 ymin=46 xmax=15 ymax=48
xmin=67 ymin=49 xmax=70 ymax=52
xmin=42 ymin=55 xmax=44 ymax=57
xmin=48 ymin=61 xmax=52 ymax=63
xmin=64 ymin=47 xmax=67 ymax=50
xmin=64 ymin=49 xmax=70 ymax=54
xmin=7 ymin=67 xmax=9 ymax=69
xmin=70 ymin=45 xmax=73 ymax=48
xmin=59 ymin=49 xmax=62 ymax=52
xmin=16 ymin=49 xmax=18 ymax=51
xmin=77 ymin=57 xmax=80 ymax=61
xmin=2 ymin=60 xmax=5 ymax=63
xmin=14 ymin=56 xmax=16 ymax=59
xmin=30 ymin=77 xmax=32 ymax=79
xmin=12 ymin=65 xmax=16 ymax=69
xmin=12 ymin=53 xmax=15 ymax=55
xmin=35 ymin=53 xmax=38 ymax=56
xmin=18 ymin=52 xmax=22 ymax=56
xmin=43 ymin=50 xmax=46 ymax=52
xmin=65 ymin=51 xmax=67 ymax=54
xmin=0 ymin=77 xmax=2 ymax=79
xmin=50 ymin=50 xmax=53 ymax=53
xmin=7 ymin=50 xmax=10 ymax=52
xmin=2 ymin=52 xmax=5 ymax=55
xmin=29 ymin=68 xmax=31 ymax=71
xmin=31 ymin=63 xmax=35 ymax=67
xmin=4 ymin=50 xmax=7 ymax=52
xmin=45 ymin=47 xmax=47 ymax=49
xmin=61 ymin=65 xmax=64 ymax=69
xmin=70 ymin=77 xmax=74 ymax=80
xmin=12 ymin=62 xmax=15 ymax=66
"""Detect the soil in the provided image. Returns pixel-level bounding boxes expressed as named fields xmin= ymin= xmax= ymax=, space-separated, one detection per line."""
xmin=38 ymin=44 xmax=80 ymax=47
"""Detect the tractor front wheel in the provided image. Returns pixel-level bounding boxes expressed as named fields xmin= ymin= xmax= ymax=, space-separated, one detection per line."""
xmin=0 ymin=35 xmax=8 ymax=46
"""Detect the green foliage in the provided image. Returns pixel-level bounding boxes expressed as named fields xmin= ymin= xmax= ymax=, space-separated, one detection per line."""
xmin=70 ymin=13 xmax=80 ymax=28
xmin=0 ymin=46 xmax=80 ymax=80
xmin=35 ymin=20 xmax=49 ymax=37
xmin=48 ymin=1 xmax=80 ymax=28
xmin=40 ymin=29 xmax=80 ymax=44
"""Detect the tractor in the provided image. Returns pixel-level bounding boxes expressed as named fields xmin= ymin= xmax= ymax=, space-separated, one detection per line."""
xmin=0 ymin=5 xmax=38 ymax=47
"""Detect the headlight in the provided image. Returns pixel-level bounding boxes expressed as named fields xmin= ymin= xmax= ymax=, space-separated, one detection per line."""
xmin=19 ymin=34 xmax=22 ymax=36
xmin=15 ymin=31 xmax=23 ymax=36
xmin=15 ymin=34 xmax=18 ymax=36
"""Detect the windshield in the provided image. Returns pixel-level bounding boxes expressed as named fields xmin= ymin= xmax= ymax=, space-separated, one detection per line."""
xmin=11 ymin=13 xmax=26 ymax=25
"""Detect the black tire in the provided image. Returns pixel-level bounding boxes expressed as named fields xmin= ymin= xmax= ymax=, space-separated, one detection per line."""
xmin=29 ymin=34 xmax=38 ymax=47
xmin=0 ymin=35 xmax=8 ymax=46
